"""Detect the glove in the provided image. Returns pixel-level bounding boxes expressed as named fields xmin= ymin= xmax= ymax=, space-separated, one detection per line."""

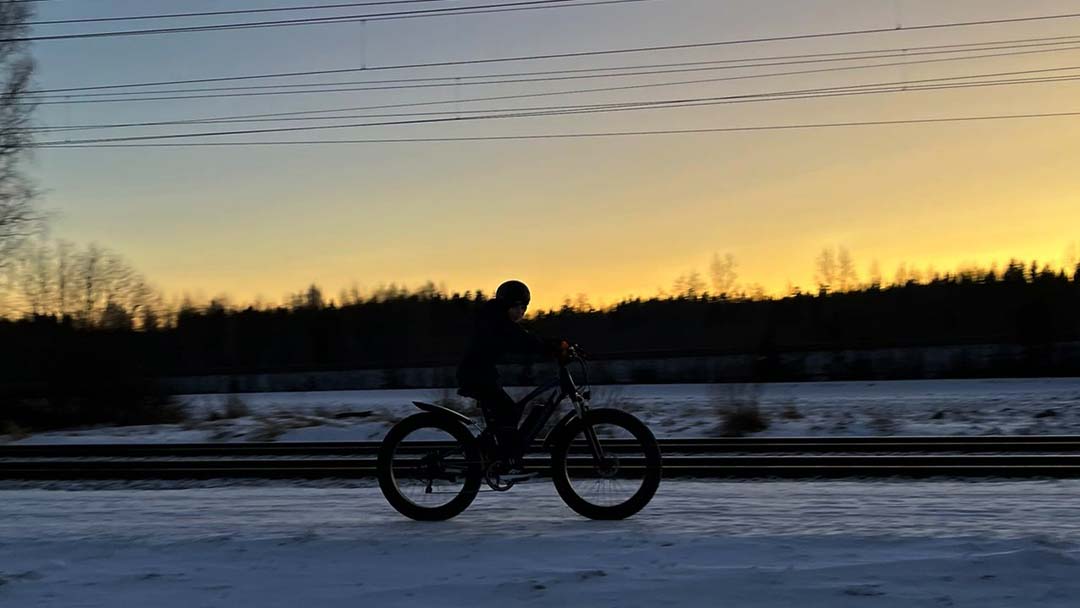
xmin=544 ymin=338 xmax=570 ymax=362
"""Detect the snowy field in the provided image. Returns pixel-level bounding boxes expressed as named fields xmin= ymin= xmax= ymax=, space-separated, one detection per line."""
xmin=2 ymin=479 xmax=1079 ymax=607
xmin=7 ymin=377 xmax=1080 ymax=444
xmin=5 ymin=378 xmax=1080 ymax=606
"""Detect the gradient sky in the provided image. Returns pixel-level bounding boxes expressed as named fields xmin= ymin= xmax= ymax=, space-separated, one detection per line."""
xmin=26 ymin=0 xmax=1080 ymax=310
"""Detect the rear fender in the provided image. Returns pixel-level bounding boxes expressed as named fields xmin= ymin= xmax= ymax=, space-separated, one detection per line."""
xmin=412 ymin=401 xmax=476 ymax=428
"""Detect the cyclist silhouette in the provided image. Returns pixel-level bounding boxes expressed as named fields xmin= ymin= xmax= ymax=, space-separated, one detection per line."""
xmin=457 ymin=280 xmax=562 ymax=474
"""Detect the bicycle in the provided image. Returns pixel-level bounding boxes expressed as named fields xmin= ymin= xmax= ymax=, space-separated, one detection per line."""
xmin=377 ymin=345 xmax=662 ymax=521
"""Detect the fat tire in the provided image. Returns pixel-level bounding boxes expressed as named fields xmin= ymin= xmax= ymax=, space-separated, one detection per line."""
xmin=550 ymin=408 xmax=661 ymax=520
xmin=377 ymin=413 xmax=482 ymax=521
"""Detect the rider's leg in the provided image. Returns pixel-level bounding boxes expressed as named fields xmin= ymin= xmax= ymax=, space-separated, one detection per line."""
xmin=475 ymin=385 xmax=522 ymax=465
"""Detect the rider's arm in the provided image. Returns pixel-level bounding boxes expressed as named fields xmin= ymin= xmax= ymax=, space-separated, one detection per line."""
xmin=502 ymin=319 xmax=564 ymax=358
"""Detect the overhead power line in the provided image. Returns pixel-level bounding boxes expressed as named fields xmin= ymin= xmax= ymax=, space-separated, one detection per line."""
xmin=23 ymin=39 xmax=1080 ymax=104
xmin=14 ymin=1 xmax=480 ymax=26
xmin=30 ymin=71 xmax=1080 ymax=136
xmin=35 ymin=110 xmax=1080 ymax=148
xmin=31 ymin=55 xmax=1080 ymax=135
xmin=0 ymin=0 xmax=655 ymax=42
xmin=31 ymin=68 xmax=1080 ymax=145
xmin=38 ymin=61 xmax=1080 ymax=129
xmin=28 ymin=30 xmax=1080 ymax=95
xmin=5 ymin=6 xmax=1080 ymax=46
xmin=33 ymin=36 xmax=1080 ymax=99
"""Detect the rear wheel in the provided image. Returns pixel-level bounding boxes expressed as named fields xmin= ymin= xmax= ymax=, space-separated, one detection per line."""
xmin=550 ymin=408 xmax=661 ymax=520
xmin=377 ymin=413 xmax=482 ymax=521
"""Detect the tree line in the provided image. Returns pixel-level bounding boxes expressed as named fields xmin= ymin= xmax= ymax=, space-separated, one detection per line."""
xmin=2 ymin=259 xmax=1079 ymax=390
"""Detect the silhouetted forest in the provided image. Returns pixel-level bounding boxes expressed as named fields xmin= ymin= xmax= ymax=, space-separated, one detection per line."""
xmin=2 ymin=260 xmax=1079 ymax=393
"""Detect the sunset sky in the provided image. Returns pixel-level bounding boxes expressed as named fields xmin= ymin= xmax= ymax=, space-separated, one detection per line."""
xmin=26 ymin=0 xmax=1080 ymax=310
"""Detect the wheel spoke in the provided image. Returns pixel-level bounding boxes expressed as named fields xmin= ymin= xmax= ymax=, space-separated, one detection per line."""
xmin=565 ymin=422 xmax=648 ymax=508
xmin=389 ymin=429 xmax=470 ymax=510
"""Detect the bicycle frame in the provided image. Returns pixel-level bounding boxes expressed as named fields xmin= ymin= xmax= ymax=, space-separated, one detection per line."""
xmin=411 ymin=350 xmax=605 ymax=465
xmin=509 ymin=353 xmax=604 ymax=462
xmin=513 ymin=378 xmax=564 ymax=449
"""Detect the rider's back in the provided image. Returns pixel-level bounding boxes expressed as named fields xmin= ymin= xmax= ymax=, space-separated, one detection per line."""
xmin=457 ymin=299 xmax=545 ymax=393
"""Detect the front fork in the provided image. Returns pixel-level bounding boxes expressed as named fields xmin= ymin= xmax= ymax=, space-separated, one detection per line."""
xmin=571 ymin=394 xmax=607 ymax=465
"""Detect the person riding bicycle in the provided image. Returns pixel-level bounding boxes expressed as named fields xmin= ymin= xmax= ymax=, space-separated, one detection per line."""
xmin=457 ymin=280 xmax=565 ymax=474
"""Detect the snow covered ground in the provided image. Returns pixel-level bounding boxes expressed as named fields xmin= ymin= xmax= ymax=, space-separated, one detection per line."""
xmin=7 ymin=377 xmax=1080 ymax=444
xmin=2 ymin=480 xmax=1079 ymax=607
xmin=5 ymin=379 xmax=1080 ymax=606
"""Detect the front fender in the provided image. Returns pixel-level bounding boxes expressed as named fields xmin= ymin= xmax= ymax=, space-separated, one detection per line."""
xmin=542 ymin=410 xmax=581 ymax=451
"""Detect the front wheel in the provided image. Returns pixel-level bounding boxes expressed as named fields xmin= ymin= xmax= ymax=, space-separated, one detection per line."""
xmin=550 ymin=408 xmax=661 ymax=520
xmin=377 ymin=413 xmax=483 ymax=521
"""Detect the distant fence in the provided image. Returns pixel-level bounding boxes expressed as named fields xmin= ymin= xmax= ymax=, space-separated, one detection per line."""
xmin=157 ymin=341 xmax=1080 ymax=394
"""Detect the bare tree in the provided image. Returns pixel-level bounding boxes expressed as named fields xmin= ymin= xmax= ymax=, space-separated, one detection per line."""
xmin=837 ymin=247 xmax=858 ymax=292
xmin=814 ymin=247 xmax=837 ymax=293
xmin=54 ymin=239 xmax=75 ymax=317
xmin=745 ymin=283 xmax=767 ymax=301
xmin=673 ymin=270 xmax=706 ymax=299
xmin=304 ymin=284 xmax=324 ymax=309
xmin=574 ymin=292 xmax=592 ymax=312
xmin=687 ymin=271 xmax=705 ymax=298
xmin=8 ymin=240 xmax=160 ymax=327
xmin=0 ymin=2 xmax=39 ymax=274
xmin=893 ymin=262 xmax=909 ymax=286
xmin=1065 ymin=242 xmax=1079 ymax=273
xmin=416 ymin=280 xmax=439 ymax=301
xmin=77 ymin=244 xmax=103 ymax=326
xmin=137 ymin=283 xmax=162 ymax=331
xmin=709 ymin=252 xmax=738 ymax=297
xmin=347 ymin=283 xmax=362 ymax=305
xmin=14 ymin=236 xmax=51 ymax=315
xmin=868 ymin=259 xmax=882 ymax=288
xmin=97 ymin=251 xmax=139 ymax=314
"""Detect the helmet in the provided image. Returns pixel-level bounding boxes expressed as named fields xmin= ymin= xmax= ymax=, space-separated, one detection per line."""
xmin=495 ymin=280 xmax=531 ymax=307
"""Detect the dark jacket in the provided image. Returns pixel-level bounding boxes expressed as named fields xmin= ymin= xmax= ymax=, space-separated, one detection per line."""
xmin=457 ymin=300 xmax=551 ymax=392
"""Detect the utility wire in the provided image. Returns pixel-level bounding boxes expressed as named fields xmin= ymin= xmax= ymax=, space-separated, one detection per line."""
xmin=32 ymin=69 xmax=1080 ymax=145
xmin=35 ymin=110 xmax=1080 ymax=148
xmin=38 ymin=37 xmax=1080 ymax=98
xmin=24 ymin=39 xmax=1080 ymax=104
xmin=1 ymin=0 xmax=655 ymax=42
xmin=14 ymin=1 xmax=482 ymax=26
xmin=30 ymin=61 xmax=1080 ymax=131
xmin=34 ymin=51 xmax=1080 ymax=132
xmin=31 ymin=71 xmax=1080 ymax=135
xmin=6 ymin=6 xmax=1080 ymax=46
xmin=30 ymin=32 xmax=1080 ymax=95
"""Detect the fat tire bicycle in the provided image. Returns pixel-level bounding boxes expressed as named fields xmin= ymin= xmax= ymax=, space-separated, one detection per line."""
xmin=377 ymin=346 xmax=662 ymax=521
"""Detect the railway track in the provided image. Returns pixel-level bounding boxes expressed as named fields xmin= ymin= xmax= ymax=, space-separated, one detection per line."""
xmin=5 ymin=435 xmax=1080 ymax=458
xmin=5 ymin=436 xmax=1080 ymax=480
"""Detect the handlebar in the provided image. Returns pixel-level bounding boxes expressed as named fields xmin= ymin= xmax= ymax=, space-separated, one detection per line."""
xmin=556 ymin=341 xmax=587 ymax=365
